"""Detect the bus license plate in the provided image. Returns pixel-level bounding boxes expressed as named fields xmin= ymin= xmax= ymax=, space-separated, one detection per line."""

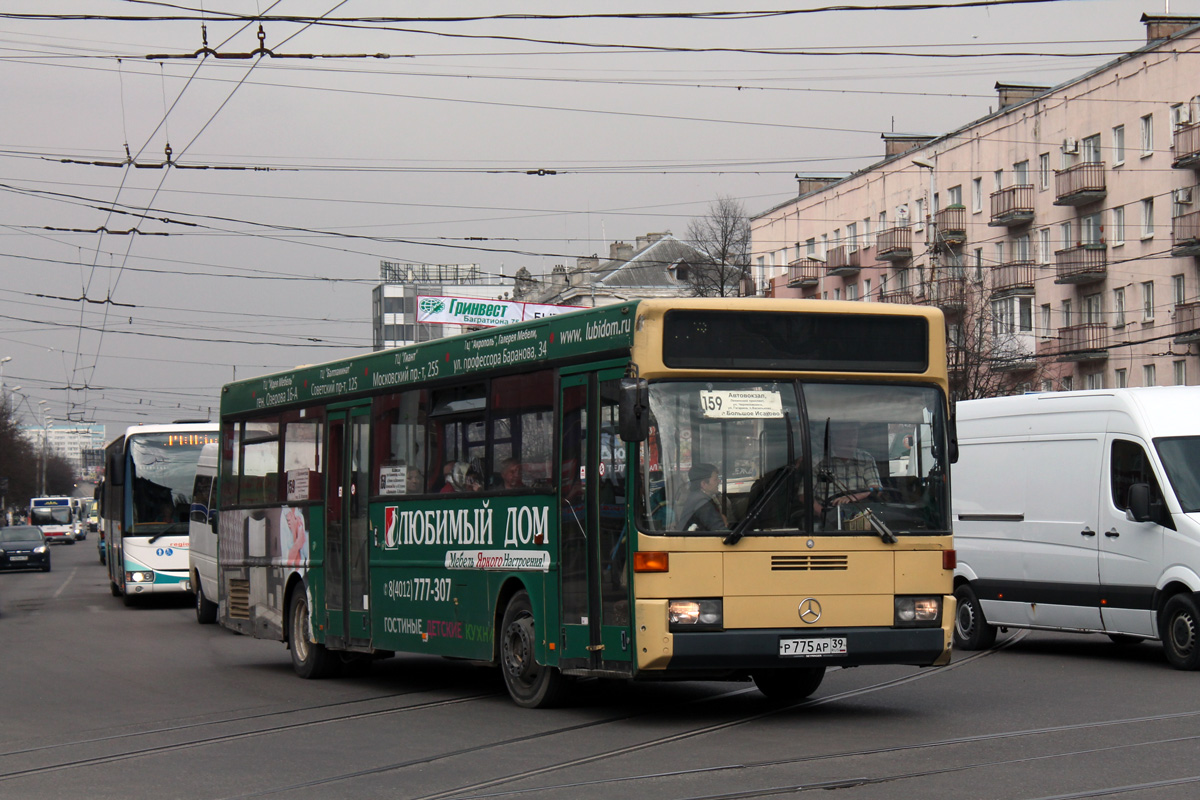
xmin=779 ymin=637 xmax=847 ymax=657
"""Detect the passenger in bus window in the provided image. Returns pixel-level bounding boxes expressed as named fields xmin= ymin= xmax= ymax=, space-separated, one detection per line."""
xmin=501 ymin=458 xmax=524 ymax=490
xmin=676 ymin=463 xmax=727 ymax=531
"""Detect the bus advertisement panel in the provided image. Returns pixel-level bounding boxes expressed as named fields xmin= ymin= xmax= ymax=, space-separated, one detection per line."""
xmin=102 ymin=424 xmax=219 ymax=605
xmin=217 ymin=299 xmax=956 ymax=706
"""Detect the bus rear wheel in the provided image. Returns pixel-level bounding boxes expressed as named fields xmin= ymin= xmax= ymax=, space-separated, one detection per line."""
xmin=500 ymin=591 xmax=566 ymax=708
xmin=752 ymin=667 xmax=825 ymax=702
xmin=195 ymin=580 xmax=218 ymax=624
xmin=288 ymin=587 xmax=339 ymax=679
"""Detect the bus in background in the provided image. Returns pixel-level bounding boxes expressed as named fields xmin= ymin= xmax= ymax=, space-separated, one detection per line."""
xmin=102 ymin=423 xmax=219 ymax=606
xmin=30 ymin=496 xmax=76 ymax=545
xmin=68 ymin=497 xmax=88 ymax=540
xmin=217 ymin=299 xmax=957 ymax=707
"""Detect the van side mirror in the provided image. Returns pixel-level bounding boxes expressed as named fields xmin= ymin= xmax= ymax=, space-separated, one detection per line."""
xmin=618 ymin=378 xmax=649 ymax=442
xmin=1127 ymin=483 xmax=1155 ymax=523
xmin=209 ymin=513 xmax=219 ymax=534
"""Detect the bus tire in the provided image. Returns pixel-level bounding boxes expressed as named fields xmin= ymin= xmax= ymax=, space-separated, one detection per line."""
xmin=110 ymin=580 xmax=121 ymax=597
xmin=499 ymin=591 xmax=566 ymax=708
xmin=954 ymin=583 xmax=997 ymax=650
xmin=1160 ymin=593 xmax=1200 ymax=670
xmin=288 ymin=586 xmax=339 ymax=679
xmin=122 ymin=589 xmax=137 ymax=607
xmin=195 ymin=581 xmax=218 ymax=624
xmin=752 ymin=666 xmax=825 ymax=702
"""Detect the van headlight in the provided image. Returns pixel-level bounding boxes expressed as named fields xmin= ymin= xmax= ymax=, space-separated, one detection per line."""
xmin=895 ymin=596 xmax=941 ymax=627
xmin=668 ymin=599 xmax=723 ymax=631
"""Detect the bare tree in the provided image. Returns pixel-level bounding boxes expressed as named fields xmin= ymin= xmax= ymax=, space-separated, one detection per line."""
xmin=685 ymin=195 xmax=751 ymax=297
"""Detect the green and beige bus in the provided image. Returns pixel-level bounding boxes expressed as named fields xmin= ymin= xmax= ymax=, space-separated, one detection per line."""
xmin=216 ymin=298 xmax=957 ymax=707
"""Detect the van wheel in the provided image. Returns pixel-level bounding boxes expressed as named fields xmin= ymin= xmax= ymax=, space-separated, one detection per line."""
xmin=954 ymin=584 xmax=997 ymax=650
xmin=288 ymin=587 xmax=340 ymax=679
xmin=753 ymin=667 xmax=825 ymax=702
xmin=195 ymin=581 xmax=218 ymax=624
xmin=499 ymin=591 xmax=567 ymax=708
xmin=1160 ymin=594 xmax=1200 ymax=670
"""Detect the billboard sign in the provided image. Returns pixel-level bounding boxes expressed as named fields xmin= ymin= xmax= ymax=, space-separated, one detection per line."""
xmin=416 ymin=296 xmax=585 ymax=328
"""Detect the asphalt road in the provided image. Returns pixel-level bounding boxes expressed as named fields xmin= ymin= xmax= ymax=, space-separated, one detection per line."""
xmin=2 ymin=540 xmax=1199 ymax=800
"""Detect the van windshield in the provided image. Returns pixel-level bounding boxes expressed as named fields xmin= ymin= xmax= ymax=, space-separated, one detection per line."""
xmin=1155 ymin=436 xmax=1200 ymax=513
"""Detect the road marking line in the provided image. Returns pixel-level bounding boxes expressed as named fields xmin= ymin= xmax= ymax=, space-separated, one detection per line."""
xmin=53 ymin=567 xmax=78 ymax=598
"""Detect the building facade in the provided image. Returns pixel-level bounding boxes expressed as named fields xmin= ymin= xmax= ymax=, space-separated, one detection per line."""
xmin=751 ymin=14 xmax=1200 ymax=398
xmin=21 ymin=422 xmax=106 ymax=474
xmin=371 ymin=261 xmax=510 ymax=350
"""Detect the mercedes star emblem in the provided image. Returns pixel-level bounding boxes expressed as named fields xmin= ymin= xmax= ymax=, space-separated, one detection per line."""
xmin=798 ymin=598 xmax=822 ymax=624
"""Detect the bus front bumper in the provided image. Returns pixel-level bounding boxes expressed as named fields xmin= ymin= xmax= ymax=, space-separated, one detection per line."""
xmin=663 ymin=626 xmax=950 ymax=671
xmin=124 ymin=571 xmax=190 ymax=595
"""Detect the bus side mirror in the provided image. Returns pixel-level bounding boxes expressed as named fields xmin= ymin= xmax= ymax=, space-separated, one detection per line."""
xmin=107 ymin=452 xmax=125 ymax=486
xmin=948 ymin=415 xmax=959 ymax=464
xmin=618 ymin=378 xmax=649 ymax=443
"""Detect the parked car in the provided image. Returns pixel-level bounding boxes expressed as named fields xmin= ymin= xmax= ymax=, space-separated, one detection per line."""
xmin=0 ymin=526 xmax=51 ymax=572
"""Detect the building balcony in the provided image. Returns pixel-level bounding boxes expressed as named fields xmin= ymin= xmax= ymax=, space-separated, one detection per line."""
xmin=1054 ymin=243 xmax=1108 ymax=285
xmin=786 ymin=257 xmax=823 ymax=288
xmin=826 ymin=245 xmax=861 ymax=277
xmin=1173 ymin=122 xmax=1200 ymax=170
xmin=989 ymin=185 xmax=1035 ymax=227
xmin=1054 ymin=161 xmax=1107 ymax=206
xmin=933 ymin=205 xmax=967 ymax=249
xmin=877 ymin=288 xmax=916 ymax=305
xmin=991 ymin=260 xmax=1038 ymax=297
xmin=929 ymin=274 xmax=968 ymax=311
xmin=1172 ymin=209 xmax=1200 ymax=257
xmin=875 ymin=226 xmax=913 ymax=262
xmin=1057 ymin=323 xmax=1109 ymax=361
xmin=1175 ymin=301 xmax=1200 ymax=344
xmin=990 ymin=332 xmax=1038 ymax=372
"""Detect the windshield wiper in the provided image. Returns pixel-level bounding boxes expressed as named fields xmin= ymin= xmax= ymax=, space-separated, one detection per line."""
xmin=816 ymin=416 xmax=897 ymax=544
xmin=725 ymin=412 xmax=795 ymax=546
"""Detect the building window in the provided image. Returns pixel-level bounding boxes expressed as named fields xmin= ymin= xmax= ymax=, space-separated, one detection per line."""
xmin=914 ymin=199 xmax=925 ymax=232
xmin=1175 ymin=360 xmax=1187 ymax=386
xmin=972 ymin=177 xmax=982 ymax=212
xmin=1062 ymin=375 xmax=1074 ymax=391
xmin=1060 ymin=221 xmax=1073 ymax=249
xmin=1086 ymin=372 xmax=1104 ymax=390
xmin=846 ymin=222 xmax=858 ymax=252
xmin=1142 ymin=281 xmax=1155 ymax=321
xmin=1063 ymin=299 xmax=1073 ymax=328
xmin=833 ymin=288 xmax=841 ymax=301
xmin=1173 ymin=274 xmax=1187 ymax=307
xmin=1014 ymin=233 xmax=1031 ymax=262
xmin=1040 ymin=304 xmax=1052 ymax=338
xmin=863 ymin=217 xmax=872 ymax=247
xmin=1114 ymin=287 xmax=1126 ymax=328
xmin=1141 ymin=114 xmax=1154 ymax=156
xmin=1144 ymin=363 xmax=1157 ymax=387
xmin=994 ymin=241 xmax=1005 ymax=266
xmin=1083 ymin=292 xmax=1103 ymax=324
xmin=1115 ymin=368 xmax=1128 ymax=388
xmin=1038 ymin=228 xmax=1051 ymax=264
xmin=1013 ymin=160 xmax=1030 ymax=185
xmin=1112 ymin=124 xmax=1125 ymax=165
xmin=1081 ymin=213 xmax=1103 ymax=245
xmin=1141 ymin=198 xmax=1154 ymax=239
xmin=1082 ymin=134 xmax=1102 ymax=164
xmin=994 ymin=169 xmax=1003 ymax=192
xmin=821 ymin=234 xmax=828 ymax=258
xmin=805 ymin=238 xmax=816 ymax=256
xmin=1111 ymin=206 xmax=1125 ymax=246
xmin=1039 ymin=153 xmax=1050 ymax=190
xmin=846 ymin=283 xmax=858 ymax=301
xmin=863 ymin=278 xmax=871 ymax=300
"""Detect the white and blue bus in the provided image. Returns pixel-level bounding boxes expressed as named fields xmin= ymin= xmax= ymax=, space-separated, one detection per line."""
xmin=101 ymin=423 xmax=219 ymax=605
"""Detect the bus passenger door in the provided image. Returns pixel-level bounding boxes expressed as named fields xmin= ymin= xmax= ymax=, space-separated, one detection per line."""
xmin=558 ymin=369 xmax=633 ymax=674
xmin=325 ymin=406 xmax=373 ymax=650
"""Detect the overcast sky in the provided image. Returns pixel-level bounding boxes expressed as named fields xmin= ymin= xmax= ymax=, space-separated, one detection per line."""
xmin=0 ymin=0 xmax=1192 ymax=433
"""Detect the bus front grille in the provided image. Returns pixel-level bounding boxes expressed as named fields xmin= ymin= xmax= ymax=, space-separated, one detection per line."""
xmin=771 ymin=554 xmax=849 ymax=571
xmin=227 ymin=579 xmax=250 ymax=619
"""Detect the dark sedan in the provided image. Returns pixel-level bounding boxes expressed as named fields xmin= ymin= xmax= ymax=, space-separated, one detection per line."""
xmin=0 ymin=527 xmax=51 ymax=572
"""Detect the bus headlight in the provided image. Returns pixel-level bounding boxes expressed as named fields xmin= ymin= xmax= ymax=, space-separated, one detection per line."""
xmin=668 ymin=599 xmax=723 ymax=631
xmin=894 ymin=596 xmax=941 ymax=627
xmin=126 ymin=571 xmax=156 ymax=583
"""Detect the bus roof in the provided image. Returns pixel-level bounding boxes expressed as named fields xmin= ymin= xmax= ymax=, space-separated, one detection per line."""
xmin=219 ymin=298 xmax=946 ymax=418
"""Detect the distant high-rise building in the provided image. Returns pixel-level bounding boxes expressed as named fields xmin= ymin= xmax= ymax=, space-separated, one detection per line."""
xmin=20 ymin=422 xmax=106 ymax=474
xmin=371 ymin=261 xmax=508 ymax=350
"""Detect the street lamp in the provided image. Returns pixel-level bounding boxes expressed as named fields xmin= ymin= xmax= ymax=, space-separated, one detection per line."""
xmin=0 ymin=356 xmax=10 ymax=410
xmin=38 ymin=400 xmax=49 ymax=496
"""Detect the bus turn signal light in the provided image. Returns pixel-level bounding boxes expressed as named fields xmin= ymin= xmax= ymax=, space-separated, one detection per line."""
xmin=634 ymin=551 xmax=669 ymax=572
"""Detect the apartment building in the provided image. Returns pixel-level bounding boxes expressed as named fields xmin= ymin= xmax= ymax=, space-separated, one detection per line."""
xmin=751 ymin=14 xmax=1200 ymax=395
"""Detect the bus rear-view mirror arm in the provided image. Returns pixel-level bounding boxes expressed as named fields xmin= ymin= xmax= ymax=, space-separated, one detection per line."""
xmin=619 ymin=378 xmax=649 ymax=442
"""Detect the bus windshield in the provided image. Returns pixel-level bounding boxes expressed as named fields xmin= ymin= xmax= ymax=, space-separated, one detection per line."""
xmin=31 ymin=506 xmax=72 ymax=526
xmin=639 ymin=381 xmax=950 ymax=536
xmin=128 ymin=433 xmax=209 ymax=536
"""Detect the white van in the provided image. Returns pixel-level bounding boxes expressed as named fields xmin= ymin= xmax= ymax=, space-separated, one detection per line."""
xmin=952 ymin=387 xmax=1200 ymax=669
xmin=188 ymin=443 xmax=219 ymax=624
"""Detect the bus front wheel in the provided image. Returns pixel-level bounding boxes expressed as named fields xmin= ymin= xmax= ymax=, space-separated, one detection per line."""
xmin=288 ymin=587 xmax=339 ymax=679
xmin=752 ymin=667 xmax=825 ymax=702
xmin=500 ymin=591 xmax=567 ymax=708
